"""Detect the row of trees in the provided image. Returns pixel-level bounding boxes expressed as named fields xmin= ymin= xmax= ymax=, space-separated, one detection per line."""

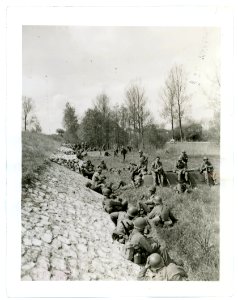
xmin=60 ymin=64 xmax=203 ymax=148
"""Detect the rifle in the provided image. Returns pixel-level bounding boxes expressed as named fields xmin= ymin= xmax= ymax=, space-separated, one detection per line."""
xmin=121 ymin=221 xmax=130 ymax=237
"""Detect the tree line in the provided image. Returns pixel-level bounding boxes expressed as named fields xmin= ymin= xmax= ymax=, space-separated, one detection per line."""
xmin=22 ymin=63 xmax=220 ymax=147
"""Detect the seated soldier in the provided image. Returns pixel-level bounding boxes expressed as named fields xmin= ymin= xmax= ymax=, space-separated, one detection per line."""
xmin=91 ymin=167 xmax=106 ymax=193
xmin=180 ymin=151 xmax=188 ymax=168
xmin=151 ymin=156 xmax=166 ymax=186
xmin=147 ymin=197 xmax=177 ymax=227
xmin=103 ymin=191 xmax=128 ymax=214
xmin=98 ymin=160 xmax=108 ymax=170
xmin=125 ymin=217 xmax=172 ymax=265
xmin=200 ymin=157 xmax=216 ymax=185
xmin=174 ymin=182 xmax=192 ymax=194
xmin=137 ymin=253 xmax=188 ymax=281
xmin=81 ymin=160 xmax=95 ymax=179
xmin=111 ymin=207 xmax=138 ymax=244
xmin=138 ymin=186 xmax=157 ymax=215
xmin=174 ymin=157 xmax=189 ymax=183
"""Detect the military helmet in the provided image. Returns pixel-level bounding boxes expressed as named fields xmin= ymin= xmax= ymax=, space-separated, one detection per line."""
xmin=133 ymin=217 xmax=147 ymax=230
xmin=182 ymin=150 xmax=186 ymax=153
xmin=127 ymin=206 xmax=138 ymax=218
xmin=149 ymin=186 xmax=156 ymax=193
xmin=102 ymin=188 xmax=111 ymax=197
xmin=154 ymin=196 xmax=163 ymax=205
xmin=138 ymin=149 xmax=143 ymax=153
xmin=203 ymin=156 xmax=208 ymax=161
xmin=148 ymin=253 xmax=163 ymax=268
xmin=156 ymin=156 xmax=160 ymax=159
xmin=85 ymin=181 xmax=92 ymax=188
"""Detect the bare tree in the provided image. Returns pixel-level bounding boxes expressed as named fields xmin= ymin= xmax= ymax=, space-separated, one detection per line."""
xmin=171 ymin=65 xmax=189 ymax=141
xmin=160 ymin=70 xmax=176 ymax=139
xmin=125 ymin=82 xmax=150 ymax=148
xmin=22 ymin=96 xmax=33 ymax=131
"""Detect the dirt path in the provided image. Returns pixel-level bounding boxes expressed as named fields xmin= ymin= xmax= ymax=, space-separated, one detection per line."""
xmin=21 ymin=160 xmax=139 ymax=280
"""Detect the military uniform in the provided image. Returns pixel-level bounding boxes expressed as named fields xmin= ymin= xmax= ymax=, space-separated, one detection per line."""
xmin=138 ymin=194 xmax=158 ymax=214
xmin=103 ymin=198 xmax=128 ymax=214
xmin=81 ymin=161 xmax=95 ymax=179
xmin=148 ymin=204 xmax=177 ymax=227
xmin=128 ymin=229 xmax=171 ymax=265
xmin=151 ymin=159 xmax=166 ymax=186
xmin=180 ymin=153 xmax=188 ymax=168
xmin=174 ymin=160 xmax=188 ymax=182
xmin=138 ymin=263 xmax=188 ymax=281
xmin=200 ymin=159 xmax=216 ymax=185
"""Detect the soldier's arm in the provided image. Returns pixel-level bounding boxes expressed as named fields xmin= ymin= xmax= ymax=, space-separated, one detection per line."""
xmin=139 ymin=236 xmax=154 ymax=253
xmin=147 ymin=207 xmax=156 ymax=219
xmin=137 ymin=267 xmax=148 ymax=280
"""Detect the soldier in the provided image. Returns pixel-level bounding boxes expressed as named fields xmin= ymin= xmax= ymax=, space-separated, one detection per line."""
xmin=174 ymin=157 xmax=189 ymax=183
xmin=91 ymin=167 xmax=106 ymax=193
xmin=111 ymin=207 xmax=138 ymax=243
xmin=180 ymin=150 xmax=188 ymax=168
xmin=98 ymin=160 xmax=108 ymax=170
xmin=81 ymin=160 xmax=95 ymax=179
xmin=138 ymin=186 xmax=158 ymax=215
xmin=174 ymin=182 xmax=191 ymax=194
xmin=103 ymin=192 xmax=128 ymax=214
xmin=147 ymin=197 xmax=177 ymax=227
xmin=138 ymin=150 xmax=148 ymax=171
xmin=121 ymin=146 xmax=127 ymax=162
xmin=125 ymin=217 xmax=172 ymax=265
xmin=137 ymin=253 xmax=188 ymax=281
xmin=200 ymin=157 xmax=216 ymax=185
xmin=151 ymin=156 xmax=166 ymax=186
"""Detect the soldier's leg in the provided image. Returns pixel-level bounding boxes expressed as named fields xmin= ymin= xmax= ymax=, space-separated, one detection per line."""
xmin=152 ymin=171 xmax=158 ymax=186
xmin=110 ymin=212 xmax=120 ymax=225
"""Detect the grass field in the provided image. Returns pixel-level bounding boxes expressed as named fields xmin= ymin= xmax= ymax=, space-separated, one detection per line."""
xmin=22 ymin=132 xmax=62 ymax=184
xmin=88 ymin=149 xmax=220 ymax=281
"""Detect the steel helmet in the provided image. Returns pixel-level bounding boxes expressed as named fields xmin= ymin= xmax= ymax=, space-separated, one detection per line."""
xmin=138 ymin=149 xmax=143 ymax=153
xmin=203 ymin=156 xmax=208 ymax=161
xmin=154 ymin=196 xmax=163 ymax=205
xmin=133 ymin=217 xmax=147 ymax=230
xmin=127 ymin=207 xmax=138 ymax=218
xmin=149 ymin=186 xmax=156 ymax=193
xmin=182 ymin=150 xmax=186 ymax=153
xmin=156 ymin=156 xmax=160 ymax=159
xmin=102 ymin=188 xmax=111 ymax=197
xmin=148 ymin=253 xmax=163 ymax=268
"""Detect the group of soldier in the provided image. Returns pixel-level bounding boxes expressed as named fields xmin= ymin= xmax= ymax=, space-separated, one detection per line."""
xmin=51 ymin=145 xmax=217 ymax=281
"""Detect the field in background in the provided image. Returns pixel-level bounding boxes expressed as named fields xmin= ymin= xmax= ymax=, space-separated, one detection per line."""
xmin=22 ymin=132 xmax=62 ymax=184
xmin=88 ymin=149 xmax=220 ymax=281
xmin=164 ymin=141 xmax=220 ymax=157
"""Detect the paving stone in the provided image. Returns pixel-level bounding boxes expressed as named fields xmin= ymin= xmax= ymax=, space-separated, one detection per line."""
xmin=41 ymin=232 xmax=53 ymax=243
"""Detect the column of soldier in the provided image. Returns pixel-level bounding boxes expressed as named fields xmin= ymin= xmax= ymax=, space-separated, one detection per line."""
xmin=51 ymin=145 xmax=216 ymax=281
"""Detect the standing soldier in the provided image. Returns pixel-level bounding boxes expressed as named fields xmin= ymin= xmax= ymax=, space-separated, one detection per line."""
xmin=138 ymin=150 xmax=148 ymax=172
xmin=200 ymin=157 xmax=216 ymax=185
xmin=121 ymin=146 xmax=127 ymax=162
xmin=137 ymin=253 xmax=188 ymax=281
xmin=151 ymin=156 xmax=166 ymax=186
xmin=174 ymin=157 xmax=189 ymax=183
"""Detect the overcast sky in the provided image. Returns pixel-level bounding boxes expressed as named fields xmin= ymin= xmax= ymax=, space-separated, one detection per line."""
xmin=22 ymin=26 xmax=220 ymax=134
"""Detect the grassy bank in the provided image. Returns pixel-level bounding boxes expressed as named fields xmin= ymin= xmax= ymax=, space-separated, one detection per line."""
xmin=88 ymin=150 xmax=220 ymax=280
xmin=22 ymin=131 xmax=62 ymax=184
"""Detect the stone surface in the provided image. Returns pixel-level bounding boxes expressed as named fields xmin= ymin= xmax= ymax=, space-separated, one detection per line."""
xmin=21 ymin=151 xmax=140 ymax=281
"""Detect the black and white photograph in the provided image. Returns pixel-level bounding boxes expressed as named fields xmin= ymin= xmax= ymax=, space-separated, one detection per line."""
xmin=21 ymin=25 xmax=220 ymax=281
xmin=1 ymin=2 xmax=236 ymax=299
